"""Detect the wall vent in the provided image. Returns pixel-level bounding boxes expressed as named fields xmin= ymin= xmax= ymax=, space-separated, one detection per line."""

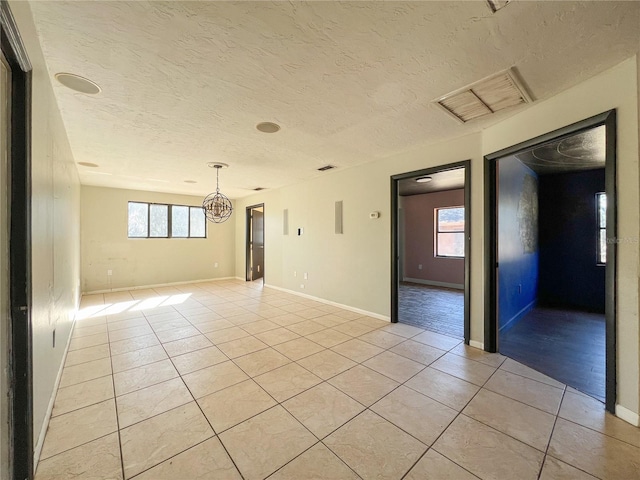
xmin=317 ymin=165 xmax=336 ymax=172
xmin=434 ymin=69 xmax=531 ymax=123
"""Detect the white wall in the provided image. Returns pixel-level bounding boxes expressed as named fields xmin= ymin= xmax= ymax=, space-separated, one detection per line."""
xmin=9 ymin=0 xmax=82 ymax=462
xmin=235 ymin=57 xmax=640 ymax=419
xmin=81 ymin=186 xmax=236 ymax=292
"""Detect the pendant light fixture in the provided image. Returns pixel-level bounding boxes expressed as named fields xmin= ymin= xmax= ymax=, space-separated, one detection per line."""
xmin=202 ymin=163 xmax=233 ymax=223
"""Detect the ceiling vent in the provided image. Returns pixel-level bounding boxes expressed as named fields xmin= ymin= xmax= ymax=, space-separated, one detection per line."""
xmin=253 ymin=187 xmax=265 ymax=191
xmin=317 ymin=165 xmax=336 ymax=172
xmin=434 ymin=69 xmax=531 ymax=124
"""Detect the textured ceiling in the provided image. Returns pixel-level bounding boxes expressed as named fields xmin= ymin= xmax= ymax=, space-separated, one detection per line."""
xmin=29 ymin=1 xmax=640 ymax=199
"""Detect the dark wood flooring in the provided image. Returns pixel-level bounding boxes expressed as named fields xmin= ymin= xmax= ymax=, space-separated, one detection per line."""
xmin=500 ymin=307 xmax=605 ymax=402
xmin=398 ymin=282 xmax=464 ymax=339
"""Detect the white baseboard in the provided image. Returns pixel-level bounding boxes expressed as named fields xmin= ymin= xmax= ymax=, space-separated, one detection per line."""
xmin=264 ymin=284 xmax=390 ymax=322
xmin=615 ymin=404 xmax=640 ymax=426
xmin=402 ymin=278 xmax=464 ymax=290
xmin=469 ymin=340 xmax=485 ymax=350
xmin=83 ymin=276 xmax=237 ymax=294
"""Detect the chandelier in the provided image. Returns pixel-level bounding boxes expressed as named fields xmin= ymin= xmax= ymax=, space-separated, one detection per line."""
xmin=202 ymin=163 xmax=233 ymax=223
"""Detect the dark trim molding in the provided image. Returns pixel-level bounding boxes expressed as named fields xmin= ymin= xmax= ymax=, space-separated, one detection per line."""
xmin=483 ymin=110 xmax=617 ymax=413
xmin=2 ymin=1 xmax=34 ymax=478
xmin=245 ymin=203 xmax=265 ymax=282
xmin=391 ymin=160 xmax=471 ymax=345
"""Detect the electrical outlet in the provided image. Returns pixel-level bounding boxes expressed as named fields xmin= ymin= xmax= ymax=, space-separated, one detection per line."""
xmin=418 ymin=264 xmax=422 ymax=270
xmin=214 ymin=262 xmax=219 ymax=268
xmin=107 ymin=269 xmax=113 ymax=276
xmin=303 ymin=272 xmax=308 ymax=280
xmin=300 ymin=284 xmax=305 ymax=289
xmin=518 ymin=284 xmax=522 ymax=294
xmin=294 ymin=271 xmax=297 ymax=277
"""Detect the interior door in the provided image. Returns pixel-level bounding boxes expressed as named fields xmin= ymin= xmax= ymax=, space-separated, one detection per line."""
xmin=251 ymin=210 xmax=264 ymax=281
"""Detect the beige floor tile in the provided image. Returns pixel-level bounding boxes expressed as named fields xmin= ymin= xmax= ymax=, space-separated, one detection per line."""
xmin=430 ymin=352 xmax=496 ymax=386
xmin=484 ymin=369 xmax=564 ymax=415
xmin=390 ymin=339 xmax=446 ymax=365
xmin=405 ymin=449 xmax=478 ymax=480
xmin=65 ymin=344 xmax=111 ymax=368
xmin=40 ymin=400 xmax=118 ymax=460
xmin=305 ymin=328 xmax=352 ymax=348
xmin=500 ymin=358 xmax=565 ymax=388
xmin=133 ymin=437 xmax=241 ymax=480
xmin=354 ymin=316 xmax=389 ymax=328
xmin=328 ymin=365 xmax=399 ymax=406
xmin=227 ymin=312 xmax=264 ymax=325
xmin=283 ymin=382 xmax=365 ymax=439
xmin=111 ymin=345 xmax=167 ymax=373
xmin=241 ymin=319 xmax=280 ymax=335
xmin=113 ymin=359 xmax=178 ymax=396
xmin=254 ymin=327 xmax=301 ymax=346
xmin=270 ymin=313 xmax=306 ymax=327
xmin=405 ymin=367 xmax=479 ymax=411
xmin=69 ymin=333 xmax=109 ymax=352
xmin=434 ymin=415 xmax=544 ymax=480
xmin=358 ymin=330 xmax=405 ymax=349
xmin=108 ymin=325 xmax=154 ymax=343
xmin=219 ymin=405 xmax=317 ymax=480
xmin=191 ymin=318 xmax=234 ymax=333
xmin=59 ymin=358 xmax=112 ymax=388
xmin=333 ymin=321 xmax=378 ymax=337
xmin=182 ymin=360 xmax=249 ymax=398
xmin=35 ymin=432 xmax=122 ymax=480
xmin=107 ymin=317 xmax=149 ymax=332
xmin=73 ymin=324 xmax=108 ymax=338
xmin=286 ymin=320 xmax=327 ymax=336
xmin=150 ymin=318 xmax=191 ymax=332
xmin=363 ymin=350 xmax=424 ymax=382
xmin=273 ymin=337 xmax=325 ymax=361
xmin=297 ymin=350 xmax=357 ymax=380
xmin=205 ymin=326 xmax=250 ymax=344
xmin=233 ymin=347 xmax=291 ymax=377
xmin=539 ymin=455 xmax=598 ymax=480
xmin=217 ymin=335 xmax=269 ymax=358
xmin=162 ymin=334 xmax=212 ymax=357
xmin=412 ymin=330 xmax=461 ymax=350
xmin=171 ymin=345 xmax=228 ymax=375
xmin=463 ymin=389 xmax=556 ymax=451
xmin=75 ymin=317 xmax=107 ymax=328
xmin=198 ymin=379 xmax=277 ymax=433
xmin=330 ymin=338 xmax=384 ymax=363
xmin=155 ymin=325 xmax=201 ymax=343
xmin=296 ymin=308 xmax=327 ymax=320
xmin=379 ymin=322 xmax=424 ymax=338
xmin=109 ymin=334 xmax=159 ymax=356
xmin=116 ymin=377 xmax=193 ymax=428
xmin=269 ymin=443 xmax=359 ymax=480
xmin=548 ymin=418 xmax=640 ymax=479
xmin=324 ymin=410 xmax=426 ymax=480
xmin=559 ymin=391 xmax=640 ymax=448
xmin=334 ymin=310 xmax=363 ymax=320
xmin=120 ymin=402 xmax=214 ymax=479
xmin=254 ymin=362 xmax=322 ymax=402
xmin=371 ymin=385 xmax=457 ymax=446
xmin=52 ymin=376 xmax=114 ymax=417
xmin=313 ymin=314 xmax=351 ymax=328
xmin=450 ymin=343 xmax=506 ymax=368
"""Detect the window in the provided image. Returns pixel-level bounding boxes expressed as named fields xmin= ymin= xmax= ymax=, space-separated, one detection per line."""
xmin=435 ymin=206 xmax=465 ymax=257
xmin=127 ymin=202 xmax=206 ymax=238
xmin=596 ymin=192 xmax=606 ymax=264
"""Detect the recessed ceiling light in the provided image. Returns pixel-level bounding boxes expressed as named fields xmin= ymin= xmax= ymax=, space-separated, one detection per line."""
xmin=78 ymin=162 xmax=99 ymax=167
xmin=184 ymin=180 xmax=197 ymax=184
xmin=55 ymin=73 xmax=101 ymax=95
xmin=416 ymin=176 xmax=432 ymax=183
xmin=256 ymin=122 xmax=280 ymax=133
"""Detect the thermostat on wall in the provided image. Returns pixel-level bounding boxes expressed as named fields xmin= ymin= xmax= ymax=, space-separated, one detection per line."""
xmin=369 ymin=211 xmax=380 ymax=219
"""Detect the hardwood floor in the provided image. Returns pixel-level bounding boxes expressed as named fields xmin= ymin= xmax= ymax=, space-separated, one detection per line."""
xmin=398 ymin=283 xmax=464 ymax=339
xmin=500 ymin=307 xmax=605 ymax=402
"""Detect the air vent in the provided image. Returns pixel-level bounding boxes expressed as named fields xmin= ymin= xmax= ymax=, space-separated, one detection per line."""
xmin=253 ymin=187 xmax=265 ymax=191
xmin=434 ymin=69 xmax=531 ymax=123
xmin=486 ymin=0 xmax=512 ymax=13
xmin=318 ymin=165 xmax=336 ymax=172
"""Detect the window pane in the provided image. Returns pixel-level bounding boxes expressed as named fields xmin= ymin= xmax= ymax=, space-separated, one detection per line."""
xmin=128 ymin=202 xmax=148 ymax=237
xmin=149 ymin=204 xmax=168 ymax=237
xmin=437 ymin=207 xmax=465 ymax=232
xmin=189 ymin=207 xmax=206 ymax=238
xmin=172 ymin=205 xmax=189 ymax=237
xmin=437 ymin=232 xmax=464 ymax=257
xmin=599 ymin=229 xmax=607 ymax=264
xmin=598 ymin=193 xmax=607 ymax=228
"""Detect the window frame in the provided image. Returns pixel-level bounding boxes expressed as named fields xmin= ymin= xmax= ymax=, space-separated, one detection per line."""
xmin=127 ymin=201 xmax=207 ymax=239
xmin=435 ymin=205 xmax=465 ymax=258
xmin=596 ymin=192 xmax=606 ymax=265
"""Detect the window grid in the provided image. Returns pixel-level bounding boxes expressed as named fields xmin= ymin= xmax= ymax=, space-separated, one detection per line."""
xmin=435 ymin=206 xmax=465 ymax=258
xmin=127 ymin=201 xmax=206 ymax=239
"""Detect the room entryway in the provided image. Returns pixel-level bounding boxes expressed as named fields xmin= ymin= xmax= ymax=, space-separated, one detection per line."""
xmin=246 ymin=204 xmax=265 ymax=282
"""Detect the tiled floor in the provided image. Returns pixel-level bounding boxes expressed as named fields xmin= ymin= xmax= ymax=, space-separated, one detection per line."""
xmin=36 ymin=280 xmax=640 ymax=479
xmin=398 ymin=282 xmax=464 ymax=338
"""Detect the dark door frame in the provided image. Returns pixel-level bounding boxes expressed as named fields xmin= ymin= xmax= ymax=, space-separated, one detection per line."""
xmin=391 ymin=160 xmax=471 ymax=344
xmin=484 ymin=110 xmax=617 ymax=413
xmin=245 ymin=203 xmax=265 ymax=282
xmin=1 ymin=2 xmax=33 ymax=479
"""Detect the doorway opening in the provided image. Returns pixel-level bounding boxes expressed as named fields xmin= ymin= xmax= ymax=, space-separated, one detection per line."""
xmin=245 ymin=204 xmax=265 ymax=283
xmin=484 ymin=111 xmax=616 ymax=411
xmin=391 ymin=160 xmax=470 ymax=344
